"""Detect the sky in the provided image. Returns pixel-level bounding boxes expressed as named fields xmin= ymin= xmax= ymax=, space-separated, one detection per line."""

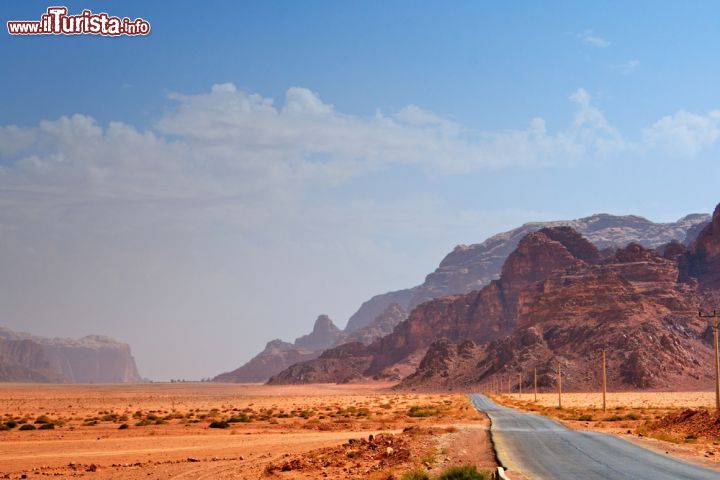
xmin=2 ymin=1 xmax=720 ymax=380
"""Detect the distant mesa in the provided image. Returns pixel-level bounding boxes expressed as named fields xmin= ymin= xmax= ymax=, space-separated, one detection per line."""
xmin=218 ymin=210 xmax=710 ymax=384
xmin=0 ymin=327 xmax=142 ymax=383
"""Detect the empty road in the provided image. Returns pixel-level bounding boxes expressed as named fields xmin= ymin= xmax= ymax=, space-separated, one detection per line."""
xmin=470 ymin=394 xmax=720 ymax=480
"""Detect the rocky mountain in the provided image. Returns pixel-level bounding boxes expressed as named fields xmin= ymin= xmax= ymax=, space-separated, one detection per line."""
xmin=214 ymin=339 xmax=321 ymax=383
xmin=214 ymin=315 xmax=344 ymax=383
xmin=269 ymin=203 xmax=720 ymax=390
xmin=0 ymin=328 xmax=142 ymax=383
xmin=216 ymin=306 xmax=409 ymax=383
xmin=223 ymin=210 xmax=709 ymax=384
xmin=407 ymin=213 xmax=710 ymax=309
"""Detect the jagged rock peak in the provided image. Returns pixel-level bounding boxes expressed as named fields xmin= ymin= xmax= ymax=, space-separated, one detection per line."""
xmin=312 ymin=315 xmax=339 ymax=333
xmin=294 ymin=315 xmax=344 ymax=351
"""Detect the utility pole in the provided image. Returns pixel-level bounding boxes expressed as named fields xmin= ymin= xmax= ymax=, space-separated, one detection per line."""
xmin=557 ymin=361 xmax=562 ymax=409
xmin=602 ymin=349 xmax=607 ymax=412
xmin=534 ymin=367 xmax=538 ymax=402
xmin=699 ymin=310 xmax=720 ymax=411
xmin=518 ymin=372 xmax=522 ymax=399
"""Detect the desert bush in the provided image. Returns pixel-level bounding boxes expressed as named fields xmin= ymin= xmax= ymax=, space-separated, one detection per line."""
xmin=38 ymin=423 xmax=55 ymax=430
xmin=227 ymin=414 xmax=252 ymax=423
xmin=408 ymin=405 xmax=440 ymax=418
xmin=19 ymin=424 xmax=36 ymax=431
xmin=5 ymin=421 xmax=17 ymax=429
xmin=436 ymin=465 xmax=492 ymax=480
xmin=604 ymin=415 xmax=623 ymax=422
xmin=119 ymin=423 xmax=129 ymax=430
xmin=578 ymin=414 xmax=593 ymax=421
xmin=209 ymin=420 xmax=229 ymax=429
xmin=623 ymin=413 xmax=639 ymax=421
xmin=135 ymin=419 xmax=153 ymax=427
xmin=34 ymin=415 xmax=51 ymax=424
xmin=400 ymin=469 xmax=430 ymax=480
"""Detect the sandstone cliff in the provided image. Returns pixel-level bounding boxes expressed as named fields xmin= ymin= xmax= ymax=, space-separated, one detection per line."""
xmin=0 ymin=328 xmax=142 ymax=383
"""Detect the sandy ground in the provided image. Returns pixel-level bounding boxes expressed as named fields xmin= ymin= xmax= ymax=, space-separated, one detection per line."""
xmin=492 ymin=390 xmax=720 ymax=471
xmin=0 ymin=383 xmax=495 ymax=479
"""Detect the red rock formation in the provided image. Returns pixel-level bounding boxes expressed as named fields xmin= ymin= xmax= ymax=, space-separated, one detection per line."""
xmin=267 ymin=342 xmax=374 ymax=384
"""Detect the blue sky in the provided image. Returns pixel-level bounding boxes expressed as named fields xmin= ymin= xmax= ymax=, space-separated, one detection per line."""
xmin=2 ymin=1 xmax=720 ymax=379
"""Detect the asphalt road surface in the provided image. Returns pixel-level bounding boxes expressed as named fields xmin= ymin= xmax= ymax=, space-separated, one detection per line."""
xmin=470 ymin=394 xmax=720 ymax=480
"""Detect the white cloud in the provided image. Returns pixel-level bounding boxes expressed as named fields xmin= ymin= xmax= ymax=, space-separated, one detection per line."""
xmin=642 ymin=109 xmax=720 ymax=156
xmin=579 ymin=30 xmax=610 ymax=48
xmin=613 ymin=59 xmax=640 ymax=75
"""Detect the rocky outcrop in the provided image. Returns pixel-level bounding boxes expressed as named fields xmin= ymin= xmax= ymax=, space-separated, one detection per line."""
xmin=0 ymin=328 xmax=142 ymax=383
xmin=214 ymin=339 xmax=320 ymax=383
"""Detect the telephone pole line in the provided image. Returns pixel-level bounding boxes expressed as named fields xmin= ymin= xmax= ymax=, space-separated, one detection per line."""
xmin=534 ymin=367 xmax=538 ymax=402
xmin=699 ymin=310 xmax=720 ymax=411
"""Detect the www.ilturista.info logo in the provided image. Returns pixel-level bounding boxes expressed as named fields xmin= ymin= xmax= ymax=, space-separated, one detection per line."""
xmin=7 ymin=6 xmax=150 ymax=36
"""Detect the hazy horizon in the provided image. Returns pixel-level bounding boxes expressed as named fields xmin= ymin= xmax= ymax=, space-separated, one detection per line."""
xmin=3 ymin=1 xmax=720 ymax=380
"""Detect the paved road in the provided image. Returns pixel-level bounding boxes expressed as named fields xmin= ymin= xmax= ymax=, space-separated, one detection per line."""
xmin=470 ymin=394 xmax=720 ymax=480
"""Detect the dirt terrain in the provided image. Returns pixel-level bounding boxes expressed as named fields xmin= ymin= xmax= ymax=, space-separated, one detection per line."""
xmin=0 ymin=383 xmax=494 ymax=479
xmin=493 ymin=391 xmax=720 ymax=470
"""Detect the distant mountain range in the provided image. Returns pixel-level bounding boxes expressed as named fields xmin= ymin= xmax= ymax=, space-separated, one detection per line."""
xmin=0 ymin=327 xmax=142 ymax=383
xmin=218 ymin=210 xmax=711 ymax=383
xmin=268 ymin=204 xmax=720 ymax=390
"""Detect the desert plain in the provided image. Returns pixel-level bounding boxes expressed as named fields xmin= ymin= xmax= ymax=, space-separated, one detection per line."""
xmin=0 ymin=382 xmax=495 ymax=479
xmin=5 ymin=383 xmax=720 ymax=479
